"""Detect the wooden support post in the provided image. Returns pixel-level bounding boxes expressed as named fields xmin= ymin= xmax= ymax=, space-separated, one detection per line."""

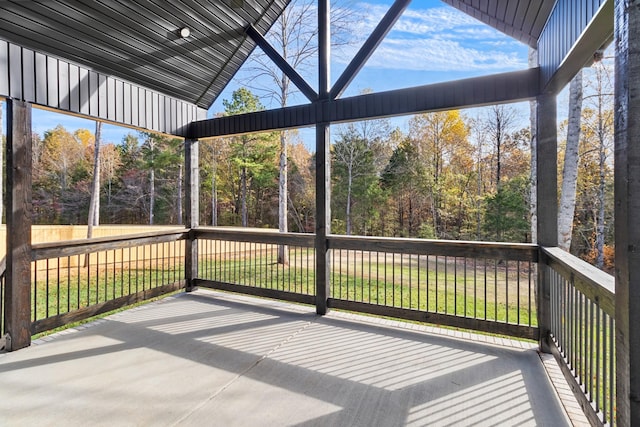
xmin=614 ymin=0 xmax=640 ymax=423
xmin=4 ymin=99 xmax=32 ymax=351
xmin=185 ymin=138 xmax=199 ymax=292
xmin=315 ymin=0 xmax=331 ymax=315
xmin=315 ymin=123 xmax=331 ymax=314
xmin=536 ymin=92 xmax=557 ymax=354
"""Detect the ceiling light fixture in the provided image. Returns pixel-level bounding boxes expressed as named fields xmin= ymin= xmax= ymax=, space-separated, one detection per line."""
xmin=179 ymin=27 xmax=191 ymax=38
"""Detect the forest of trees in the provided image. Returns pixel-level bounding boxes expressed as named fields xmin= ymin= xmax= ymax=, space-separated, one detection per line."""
xmin=0 ymin=59 xmax=614 ymax=272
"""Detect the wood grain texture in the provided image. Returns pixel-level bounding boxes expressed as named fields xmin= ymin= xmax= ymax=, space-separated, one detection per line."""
xmin=32 ymin=230 xmax=187 ymax=261
xmin=5 ymin=99 xmax=32 ymax=351
xmin=329 ymin=235 xmax=537 ymax=261
xmin=541 ymin=246 xmax=615 ymax=317
xmin=536 ymin=93 xmax=557 ymax=353
xmin=614 ymin=0 xmax=640 ymax=423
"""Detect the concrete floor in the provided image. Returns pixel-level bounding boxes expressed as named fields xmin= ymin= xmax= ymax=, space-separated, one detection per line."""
xmin=0 ymin=290 xmax=571 ymax=426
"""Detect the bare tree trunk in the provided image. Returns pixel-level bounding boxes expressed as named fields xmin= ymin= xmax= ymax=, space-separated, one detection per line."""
xmin=346 ymin=166 xmax=353 ymax=235
xmin=149 ymin=167 xmax=155 ymax=225
xmin=87 ymin=121 xmax=102 ymax=239
xmin=558 ymin=71 xmax=583 ymax=251
xmin=241 ymin=166 xmax=247 ymax=227
xmin=177 ymin=163 xmax=183 ymax=225
xmin=476 ymin=129 xmax=484 ymax=240
xmin=529 ymin=47 xmax=538 ymax=244
xmin=597 ymin=140 xmax=606 ymax=268
xmin=596 ymin=89 xmax=606 ymax=269
xmin=211 ymin=161 xmax=218 ymax=226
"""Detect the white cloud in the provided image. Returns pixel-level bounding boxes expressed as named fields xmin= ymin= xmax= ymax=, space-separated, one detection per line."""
xmin=358 ymin=38 xmax=526 ymax=72
xmin=344 ymin=2 xmax=527 ymax=72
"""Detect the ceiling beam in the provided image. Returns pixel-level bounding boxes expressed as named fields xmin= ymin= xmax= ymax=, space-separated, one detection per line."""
xmin=245 ymin=24 xmax=318 ymax=102
xmin=330 ymin=0 xmax=412 ymax=99
xmin=188 ymin=68 xmax=540 ymax=138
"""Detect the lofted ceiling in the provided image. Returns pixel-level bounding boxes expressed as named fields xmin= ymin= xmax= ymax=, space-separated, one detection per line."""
xmin=0 ymin=0 xmax=555 ymax=110
xmin=0 ymin=0 xmax=289 ymax=109
xmin=442 ymin=0 xmax=557 ymax=48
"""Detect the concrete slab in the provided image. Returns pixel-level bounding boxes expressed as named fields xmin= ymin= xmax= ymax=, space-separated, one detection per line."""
xmin=0 ymin=290 xmax=571 ymax=426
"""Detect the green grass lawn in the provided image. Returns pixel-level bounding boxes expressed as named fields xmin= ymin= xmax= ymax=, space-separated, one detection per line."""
xmin=27 ymin=248 xmax=537 ymax=333
xmin=197 ymin=251 xmax=537 ymax=327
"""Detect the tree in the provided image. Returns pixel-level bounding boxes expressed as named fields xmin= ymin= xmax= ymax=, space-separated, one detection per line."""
xmin=242 ymin=0 xmax=359 ymax=260
xmin=87 ymin=121 xmax=102 ymax=239
xmin=100 ymin=143 xmax=122 ymax=209
xmin=332 ymin=118 xmax=391 ymax=235
xmin=34 ymin=125 xmax=92 ymax=224
xmin=142 ymin=133 xmax=158 ymax=225
xmin=223 ymin=88 xmax=278 ymax=227
xmin=529 ymin=47 xmax=538 ymax=244
xmin=586 ymin=61 xmax=614 ymax=269
xmin=407 ymin=111 xmax=470 ymax=238
xmin=288 ymin=139 xmax=315 ymax=232
xmin=558 ymin=70 xmax=583 ymax=251
xmin=485 ymin=105 xmax=518 ymax=189
xmin=575 ymin=59 xmax=614 ymax=269
xmin=381 ymin=135 xmax=426 ymax=237
xmin=483 ymin=175 xmax=530 ymax=242
xmin=111 ymin=134 xmax=147 ymax=224
xmin=200 ymin=137 xmax=225 ymax=226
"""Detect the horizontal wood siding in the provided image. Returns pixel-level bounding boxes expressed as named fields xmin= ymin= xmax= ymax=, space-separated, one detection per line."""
xmin=0 ymin=39 xmax=206 ymax=137
xmin=538 ymin=0 xmax=613 ymax=92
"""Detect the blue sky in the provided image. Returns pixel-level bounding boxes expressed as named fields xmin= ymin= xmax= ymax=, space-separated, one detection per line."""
xmin=4 ymin=0 xmax=536 ymax=147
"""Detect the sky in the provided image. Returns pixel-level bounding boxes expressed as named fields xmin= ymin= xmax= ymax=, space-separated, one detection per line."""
xmin=3 ymin=0 xmax=546 ymax=148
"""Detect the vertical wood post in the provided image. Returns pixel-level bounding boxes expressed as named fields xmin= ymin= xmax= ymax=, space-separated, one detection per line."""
xmin=315 ymin=0 xmax=331 ymax=315
xmin=614 ymin=0 xmax=640 ymax=423
xmin=4 ymin=99 xmax=32 ymax=351
xmin=185 ymin=138 xmax=199 ymax=292
xmin=536 ymin=92 xmax=557 ymax=354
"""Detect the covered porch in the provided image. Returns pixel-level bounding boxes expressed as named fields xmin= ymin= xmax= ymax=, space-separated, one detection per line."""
xmin=1 ymin=0 xmax=639 ymax=425
xmin=1 ymin=289 xmax=573 ymax=426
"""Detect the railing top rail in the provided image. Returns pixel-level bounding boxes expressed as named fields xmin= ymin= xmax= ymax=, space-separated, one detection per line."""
xmin=542 ymin=246 xmax=615 ymax=317
xmin=194 ymin=227 xmax=315 ymax=247
xmin=328 ymin=235 xmax=538 ymax=261
xmin=32 ymin=229 xmax=188 ymax=261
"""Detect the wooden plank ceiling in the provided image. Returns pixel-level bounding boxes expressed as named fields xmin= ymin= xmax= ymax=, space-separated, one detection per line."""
xmin=0 ymin=0 xmax=555 ymax=110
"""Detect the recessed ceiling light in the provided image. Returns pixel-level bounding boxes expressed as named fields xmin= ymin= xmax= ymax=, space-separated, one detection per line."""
xmin=179 ymin=27 xmax=191 ymax=38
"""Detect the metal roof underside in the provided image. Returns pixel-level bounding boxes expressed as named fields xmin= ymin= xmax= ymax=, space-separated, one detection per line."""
xmin=0 ymin=0 xmax=289 ymax=109
xmin=442 ymin=0 xmax=556 ymax=48
xmin=0 ymin=0 xmax=554 ymax=110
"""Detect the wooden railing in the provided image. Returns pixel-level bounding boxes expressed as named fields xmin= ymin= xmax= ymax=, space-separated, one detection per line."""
xmin=193 ymin=229 xmax=538 ymax=339
xmin=29 ymin=229 xmax=188 ymax=334
xmin=0 ymin=228 xmax=618 ymax=426
xmin=0 ymin=256 xmax=6 ymax=350
xmin=194 ymin=228 xmax=316 ymax=305
xmin=542 ymin=246 xmax=616 ymax=426
xmin=327 ymin=235 xmax=539 ymax=339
